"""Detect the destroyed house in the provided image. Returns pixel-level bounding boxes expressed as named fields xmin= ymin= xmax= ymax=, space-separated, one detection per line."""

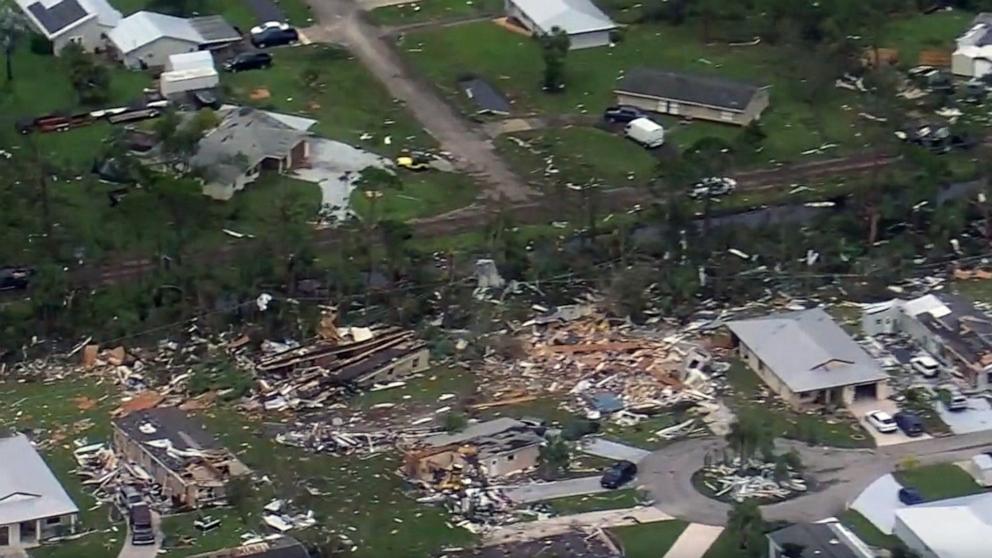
xmin=189 ymin=536 xmax=308 ymax=558
xmin=727 ymin=308 xmax=890 ymax=409
xmin=112 ymin=407 xmax=249 ymax=508
xmin=863 ymin=293 xmax=992 ymax=389
xmin=405 ymin=418 xmax=545 ymax=480
xmin=444 ymin=529 xmax=622 ymax=557
xmin=256 ymin=328 xmax=430 ymax=390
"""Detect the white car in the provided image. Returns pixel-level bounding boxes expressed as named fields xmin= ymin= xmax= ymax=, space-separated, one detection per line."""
xmin=911 ymin=355 xmax=940 ymax=378
xmin=689 ymin=177 xmax=737 ymax=199
xmin=250 ymin=20 xmax=290 ymax=35
xmin=866 ymin=410 xmax=898 ymax=433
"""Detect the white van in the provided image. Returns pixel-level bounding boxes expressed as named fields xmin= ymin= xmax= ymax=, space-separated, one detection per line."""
xmin=624 ymin=117 xmax=665 ymax=148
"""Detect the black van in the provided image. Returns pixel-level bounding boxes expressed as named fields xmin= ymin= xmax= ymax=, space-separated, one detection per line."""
xmin=894 ymin=411 xmax=925 ymax=437
xmin=130 ymin=504 xmax=155 ymax=546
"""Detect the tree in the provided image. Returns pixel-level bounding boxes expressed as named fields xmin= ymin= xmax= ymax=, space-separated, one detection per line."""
xmin=146 ymin=0 xmax=204 ymax=17
xmin=225 ymin=475 xmax=254 ymax=523
xmin=443 ymin=412 xmax=467 ymax=433
xmin=61 ymin=43 xmax=111 ymax=104
xmin=727 ymin=501 xmax=766 ymax=557
xmin=725 ymin=414 xmax=773 ymax=464
xmin=0 ymin=6 xmax=28 ymax=83
xmin=537 ymin=435 xmax=571 ymax=479
xmin=539 ymin=27 xmax=570 ymax=92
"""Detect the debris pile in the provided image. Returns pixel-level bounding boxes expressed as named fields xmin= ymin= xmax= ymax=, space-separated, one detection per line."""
xmin=261 ymin=499 xmax=317 ymax=533
xmin=274 ymin=424 xmax=405 ymax=456
xmin=697 ymin=459 xmax=807 ymax=503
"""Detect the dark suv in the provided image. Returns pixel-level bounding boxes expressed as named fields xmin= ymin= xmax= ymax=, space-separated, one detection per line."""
xmin=603 ymin=105 xmax=647 ymax=123
xmin=600 ymin=460 xmax=637 ymax=489
xmin=224 ymin=52 xmax=273 ymax=72
xmin=893 ymin=411 xmax=925 ymax=437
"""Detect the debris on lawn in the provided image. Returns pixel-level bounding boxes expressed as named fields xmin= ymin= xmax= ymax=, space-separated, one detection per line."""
xmin=697 ymin=457 xmax=807 ymax=503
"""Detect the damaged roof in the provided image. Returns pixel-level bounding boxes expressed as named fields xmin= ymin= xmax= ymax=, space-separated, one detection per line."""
xmin=727 ymin=308 xmax=887 ymax=393
xmin=902 ymin=293 xmax=992 ymax=366
xmin=114 ymin=407 xmax=224 ymax=473
xmin=421 ymin=418 xmax=543 ymax=457
xmin=768 ymin=522 xmax=871 ymax=558
xmin=188 ymin=536 xmax=309 ymax=558
xmin=444 ymin=529 xmax=622 ymax=558
xmin=0 ymin=434 xmax=79 ymax=525
xmin=616 ymin=67 xmax=764 ymax=112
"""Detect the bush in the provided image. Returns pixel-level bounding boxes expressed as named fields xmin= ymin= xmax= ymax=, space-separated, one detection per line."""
xmin=29 ymin=34 xmax=53 ymax=55
xmin=561 ymin=418 xmax=600 ymax=441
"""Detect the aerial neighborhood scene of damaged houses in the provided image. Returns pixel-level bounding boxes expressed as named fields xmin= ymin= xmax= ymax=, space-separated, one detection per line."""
xmin=15 ymin=1 xmax=992 ymax=558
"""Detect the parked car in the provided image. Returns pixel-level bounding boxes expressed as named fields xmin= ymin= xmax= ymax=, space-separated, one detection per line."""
xmin=0 ymin=266 xmax=34 ymax=291
xmin=893 ymin=411 xmax=925 ymax=437
xmin=898 ymin=487 xmax=924 ymax=505
xmin=945 ymin=388 xmax=968 ymax=411
xmin=600 ymin=460 xmax=637 ymax=489
xmin=624 ymin=118 xmax=665 ymax=149
xmin=129 ymin=504 xmax=155 ymax=545
xmin=911 ymin=355 xmax=941 ymax=378
xmin=251 ymin=25 xmax=299 ymax=48
xmin=689 ymin=177 xmax=737 ymax=199
xmin=250 ymin=20 xmax=291 ymax=35
xmin=866 ymin=410 xmax=898 ymax=434
xmin=603 ymin=105 xmax=647 ymax=123
xmin=118 ymin=485 xmax=144 ymax=511
xmin=224 ymin=52 xmax=273 ymax=72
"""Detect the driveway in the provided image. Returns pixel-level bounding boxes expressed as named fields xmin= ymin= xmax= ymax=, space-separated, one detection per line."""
xmin=501 ymin=476 xmax=609 ymax=504
xmin=663 ymin=524 xmax=724 ymax=558
xmin=937 ymin=397 xmax=992 ymax=434
xmin=302 ymin=0 xmax=533 ymax=202
xmin=639 ymin=430 xmax=992 ymax=525
xmin=117 ymin=511 xmax=162 ymax=558
xmin=579 ymin=438 xmax=651 ymax=463
xmin=848 ymin=398 xmax=933 ymax=447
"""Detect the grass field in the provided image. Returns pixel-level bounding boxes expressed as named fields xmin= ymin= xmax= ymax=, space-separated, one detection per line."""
xmin=540 ymin=489 xmax=644 ymax=515
xmin=108 ymin=0 xmax=313 ymax=28
xmin=401 ymin=21 xmax=874 ymax=165
xmin=879 ymin=11 xmax=973 ymax=68
xmin=223 ymin=45 xmax=434 ymax=157
xmin=894 ymin=463 xmax=985 ymax=502
xmin=724 ymin=361 xmax=873 ymax=448
xmin=350 ymin=171 xmax=480 ymax=221
xmin=610 ymin=521 xmax=689 ymax=558
xmin=369 ymin=0 xmax=502 ymax=26
xmin=700 ymin=529 xmax=749 ymax=558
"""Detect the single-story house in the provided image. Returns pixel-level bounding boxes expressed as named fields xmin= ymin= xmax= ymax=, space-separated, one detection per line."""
xmin=14 ymin=0 xmax=120 ymax=54
xmin=446 ymin=529 xmax=622 ymax=558
xmin=112 ymin=407 xmax=250 ymax=509
xmin=0 ymin=434 xmax=79 ymax=550
xmin=107 ymin=11 xmax=239 ymax=69
xmin=953 ymin=13 xmax=992 ymax=78
xmin=190 ymin=107 xmax=310 ymax=200
xmin=893 ymin=492 xmax=992 ymax=558
xmin=189 ymin=536 xmax=309 ymax=558
xmin=862 ymin=293 xmax=992 ymax=390
xmin=726 ymin=308 xmax=890 ymax=409
xmin=615 ymin=67 xmax=770 ymax=126
xmin=504 ymin=0 xmax=616 ymax=50
xmin=767 ymin=519 xmax=874 ymax=558
xmin=404 ymin=418 xmax=545 ymax=481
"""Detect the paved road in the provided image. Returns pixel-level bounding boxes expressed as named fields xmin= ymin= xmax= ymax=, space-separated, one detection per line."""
xmin=301 ymin=0 xmax=533 ymax=202
xmin=579 ymin=438 xmax=651 ymax=463
xmin=502 ymin=476 xmax=609 ymax=504
xmin=640 ymin=430 xmax=992 ymax=525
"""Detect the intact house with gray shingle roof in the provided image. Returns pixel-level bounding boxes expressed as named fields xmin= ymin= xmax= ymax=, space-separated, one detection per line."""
xmin=0 ymin=434 xmax=79 ymax=550
xmin=189 ymin=107 xmax=312 ymax=200
xmin=615 ymin=67 xmax=770 ymax=126
xmin=505 ymin=0 xmax=616 ymax=49
xmin=14 ymin=0 xmax=120 ymax=54
xmin=726 ymin=308 xmax=890 ymax=410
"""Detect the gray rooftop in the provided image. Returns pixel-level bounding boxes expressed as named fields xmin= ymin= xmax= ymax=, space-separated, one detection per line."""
xmin=423 ymin=418 xmax=532 ymax=448
xmin=0 ymin=434 xmax=79 ymax=525
xmin=191 ymin=107 xmax=308 ymax=185
xmin=115 ymin=407 xmax=223 ymax=473
xmin=189 ymin=15 xmax=240 ymax=44
xmin=509 ymin=0 xmax=616 ymax=35
xmin=21 ymin=0 xmax=88 ymax=35
xmin=616 ymin=67 xmax=763 ymax=112
xmin=768 ymin=523 xmax=866 ymax=558
xmin=727 ymin=308 xmax=888 ymax=393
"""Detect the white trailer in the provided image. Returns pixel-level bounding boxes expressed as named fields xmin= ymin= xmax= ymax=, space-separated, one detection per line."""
xmin=624 ymin=117 xmax=665 ymax=148
xmin=159 ymin=67 xmax=219 ymax=97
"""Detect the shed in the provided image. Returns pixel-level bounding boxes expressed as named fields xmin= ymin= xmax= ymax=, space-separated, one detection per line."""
xmin=458 ymin=77 xmax=512 ymax=115
xmin=504 ymin=0 xmax=616 ymax=50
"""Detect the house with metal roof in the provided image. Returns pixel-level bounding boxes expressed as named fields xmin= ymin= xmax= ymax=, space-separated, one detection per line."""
xmin=615 ymin=67 xmax=770 ymax=126
xmin=107 ymin=11 xmax=239 ymax=69
xmin=726 ymin=308 xmax=890 ymax=409
xmin=188 ymin=107 xmax=312 ymax=200
xmin=893 ymin=492 xmax=992 ymax=558
xmin=505 ymin=0 xmax=616 ymax=50
xmin=0 ymin=434 xmax=79 ymax=550
xmin=14 ymin=0 xmax=120 ymax=54
xmin=952 ymin=13 xmax=992 ymax=78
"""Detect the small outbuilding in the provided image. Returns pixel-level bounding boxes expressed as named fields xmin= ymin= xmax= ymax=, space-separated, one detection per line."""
xmin=504 ymin=0 xmax=616 ymax=50
xmin=615 ymin=67 xmax=769 ymax=126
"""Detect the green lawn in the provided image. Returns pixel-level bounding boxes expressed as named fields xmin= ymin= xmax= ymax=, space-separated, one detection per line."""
xmin=350 ymin=366 xmax=477 ymax=409
xmin=0 ymin=379 xmax=124 ymax=558
xmin=496 ymin=126 xmax=659 ymax=191
xmin=701 ymin=529 xmax=749 ymax=558
xmin=894 ymin=463 xmax=985 ymax=502
xmin=541 ymin=489 xmax=644 ymax=515
xmin=350 ymin=171 xmax=480 ymax=221
xmin=839 ymin=509 xmax=900 ymax=550
xmin=222 ymin=44 xmax=434 ymax=157
xmin=609 ymin=521 xmax=689 ymax=558
xmin=401 ymin=21 xmax=875 ymax=164
xmin=880 ymin=11 xmax=973 ymax=67
xmin=369 ymin=0 xmax=502 ymax=26
xmin=160 ymin=508 xmax=246 ymax=557
xmin=954 ymin=278 xmax=992 ymax=305
xmin=600 ymin=413 xmax=689 ymax=450
xmin=109 ymin=0 xmax=312 ymax=28
xmin=724 ymin=361 xmax=873 ymax=448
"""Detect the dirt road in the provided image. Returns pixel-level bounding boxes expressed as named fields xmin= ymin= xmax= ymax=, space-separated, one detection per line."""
xmin=301 ymin=0 xmax=533 ymax=203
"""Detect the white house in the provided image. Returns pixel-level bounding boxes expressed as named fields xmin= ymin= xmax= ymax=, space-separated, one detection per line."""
xmin=0 ymin=434 xmax=78 ymax=550
xmin=14 ymin=0 xmax=120 ymax=54
xmin=953 ymin=13 xmax=992 ymax=78
xmin=504 ymin=0 xmax=616 ymax=50
xmin=107 ymin=11 xmax=239 ymax=69
xmin=893 ymin=492 xmax=992 ymax=558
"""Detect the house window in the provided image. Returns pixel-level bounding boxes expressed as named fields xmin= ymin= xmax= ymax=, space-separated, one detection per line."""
xmin=0 ymin=526 xmax=8 ymax=545
xmin=46 ymin=517 xmax=61 ymax=525
xmin=69 ymin=36 xmax=83 ymax=45
xmin=719 ymin=111 xmax=734 ymax=121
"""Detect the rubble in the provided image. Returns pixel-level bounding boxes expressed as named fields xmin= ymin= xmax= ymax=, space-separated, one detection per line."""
xmin=697 ymin=458 xmax=807 ymax=503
